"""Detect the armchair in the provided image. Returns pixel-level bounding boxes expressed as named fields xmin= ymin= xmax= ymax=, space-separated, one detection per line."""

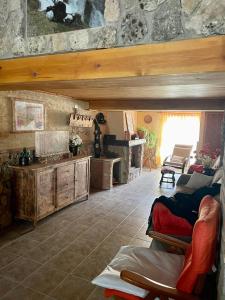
xmin=92 ymin=196 xmax=220 ymax=300
xmin=163 ymin=144 xmax=193 ymax=173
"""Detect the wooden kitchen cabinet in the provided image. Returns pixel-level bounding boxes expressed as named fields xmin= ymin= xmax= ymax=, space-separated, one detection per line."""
xmin=75 ymin=159 xmax=90 ymax=200
xmin=37 ymin=168 xmax=55 ymax=219
xmin=10 ymin=156 xmax=90 ymax=225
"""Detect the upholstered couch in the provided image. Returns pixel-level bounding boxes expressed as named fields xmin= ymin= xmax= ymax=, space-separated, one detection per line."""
xmin=175 ymin=167 xmax=223 ymax=199
xmin=148 ymin=167 xmax=223 ymax=239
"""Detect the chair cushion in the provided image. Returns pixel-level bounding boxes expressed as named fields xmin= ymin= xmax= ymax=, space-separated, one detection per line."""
xmin=185 ymin=171 xmax=213 ymax=189
xmin=152 ymin=203 xmax=193 ymax=236
xmin=176 ymin=196 xmax=220 ymax=293
xmin=92 ymin=246 xmax=184 ymax=298
xmin=212 ymin=167 xmax=223 ymax=185
xmin=161 ymin=166 xmax=176 ymax=174
xmin=171 ymin=155 xmax=185 ymax=164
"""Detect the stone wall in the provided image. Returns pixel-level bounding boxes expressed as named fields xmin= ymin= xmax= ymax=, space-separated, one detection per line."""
xmin=1 ymin=0 xmax=225 ymax=59
xmin=0 ymin=90 xmax=91 ymax=155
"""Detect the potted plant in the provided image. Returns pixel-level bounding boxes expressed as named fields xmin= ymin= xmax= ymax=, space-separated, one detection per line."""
xmin=69 ymin=134 xmax=83 ymax=156
xmin=137 ymin=127 xmax=157 ymax=149
xmin=196 ymin=144 xmax=220 ymax=175
xmin=137 ymin=127 xmax=157 ymax=169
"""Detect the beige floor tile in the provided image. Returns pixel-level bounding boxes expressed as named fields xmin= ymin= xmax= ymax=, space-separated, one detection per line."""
xmin=80 ymin=226 xmax=112 ymax=245
xmin=76 ymin=214 xmax=103 ymax=227
xmin=0 ymin=257 xmax=41 ymax=282
xmin=45 ymin=248 xmax=86 ymax=273
xmin=34 ymin=219 xmax=71 ymax=236
xmin=122 ymin=215 xmax=146 ymax=228
xmin=23 ymin=243 xmax=62 ymax=264
xmin=66 ymin=236 xmax=98 ymax=256
xmin=0 ymin=276 xmax=17 ymax=298
xmin=115 ymin=223 xmax=142 ymax=237
xmin=2 ymin=237 xmax=39 ymax=256
xmin=72 ymin=249 xmax=112 ymax=281
xmin=103 ymin=231 xmax=132 ymax=249
xmin=0 ymin=248 xmax=19 ymax=269
xmin=2 ymin=285 xmax=53 ymax=300
xmin=0 ymin=170 xmax=162 ymax=298
xmin=0 ymin=231 xmax=21 ymax=248
xmin=23 ymin=265 xmax=67 ymax=295
xmin=50 ymin=275 xmax=95 ymax=300
xmin=38 ymin=223 xmax=88 ymax=250
xmin=59 ymin=223 xmax=89 ymax=240
xmin=25 ymin=229 xmax=51 ymax=243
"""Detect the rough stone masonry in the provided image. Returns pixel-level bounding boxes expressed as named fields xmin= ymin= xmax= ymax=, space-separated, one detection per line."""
xmin=0 ymin=0 xmax=225 ymax=58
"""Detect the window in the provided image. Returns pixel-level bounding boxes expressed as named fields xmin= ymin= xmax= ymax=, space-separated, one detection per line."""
xmin=160 ymin=113 xmax=201 ymax=163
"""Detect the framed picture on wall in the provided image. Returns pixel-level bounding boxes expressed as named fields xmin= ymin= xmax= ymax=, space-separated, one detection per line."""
xmin=12 ymin=98 xmax=45 ymax=132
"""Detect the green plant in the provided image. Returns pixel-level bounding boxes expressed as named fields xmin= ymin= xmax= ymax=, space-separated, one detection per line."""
xmin=137 ymin=127 xmax=157 ymax=148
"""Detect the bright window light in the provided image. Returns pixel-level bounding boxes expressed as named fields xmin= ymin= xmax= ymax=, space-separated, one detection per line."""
xmin=160 ymin=113 xmax=201 ymax=162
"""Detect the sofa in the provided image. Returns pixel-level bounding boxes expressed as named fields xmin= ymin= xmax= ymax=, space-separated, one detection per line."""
xmin=149 ymin=167 xmax=223 ymax=238
xmin=176 ymin=167 xmax=223 ymax=199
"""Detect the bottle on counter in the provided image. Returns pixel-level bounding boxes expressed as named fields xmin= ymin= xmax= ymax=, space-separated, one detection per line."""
xmin=19 ymin=148 xmax=32 ymax=166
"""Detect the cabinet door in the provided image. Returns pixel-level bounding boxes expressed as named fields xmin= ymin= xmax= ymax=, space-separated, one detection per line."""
xmin=75 ymin=159 xmax=90 ymax=200
xmin=36 ymin=168 xmax=56 ymax=219
xmin=57 ymin=164 xmax=74 ymax=192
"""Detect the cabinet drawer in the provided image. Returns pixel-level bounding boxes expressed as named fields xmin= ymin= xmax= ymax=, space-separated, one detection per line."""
xmin=56 ymin=188 xmax=74 ymax=208
xmin=57 ymin=176 xmax=74 ymax=192
xmin=37 ymin=169 xmax=55 ymax=186
xmin=57 ymin=164 xmax=74 ymax=180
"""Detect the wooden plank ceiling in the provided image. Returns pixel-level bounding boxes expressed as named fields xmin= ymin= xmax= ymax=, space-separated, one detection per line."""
xmin=0 ymin=36 xmax=225 ymax=110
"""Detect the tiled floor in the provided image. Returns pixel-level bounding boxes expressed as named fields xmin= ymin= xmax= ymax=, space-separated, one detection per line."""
xmin=0 ymin=169 xmax=176 ymax=300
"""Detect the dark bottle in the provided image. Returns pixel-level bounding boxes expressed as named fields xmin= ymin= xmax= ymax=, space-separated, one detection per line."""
xmin=19 ymin=148 xmax=31 ymax=166
xmin=25 ymin=149 xmax=32 ymax=165
xmin=19 ymin=149 xmax=26 ymax=166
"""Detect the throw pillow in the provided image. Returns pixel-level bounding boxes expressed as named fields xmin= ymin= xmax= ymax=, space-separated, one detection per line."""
xmin=185 ymin=172 xmax=213 ymax=189
xmin=212 ymin=167 xmax=223 ymax=185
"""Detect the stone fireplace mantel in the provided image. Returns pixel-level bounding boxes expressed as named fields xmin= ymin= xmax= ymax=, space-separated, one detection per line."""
xmin=104 ymin=139 xmax=146 ymax=147
xmin=104 ymin=139 xmax=146 ymax=184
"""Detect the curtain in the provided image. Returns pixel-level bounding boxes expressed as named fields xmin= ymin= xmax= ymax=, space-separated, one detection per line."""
xmin=159 ymin=112 xmax=201 ymax=164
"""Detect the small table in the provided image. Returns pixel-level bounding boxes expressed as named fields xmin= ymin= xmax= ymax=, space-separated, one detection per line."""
xmin=90 ymin=157 xmax=121 ymax=190
xmin=160 ymin=166 xmax=176 ymax=187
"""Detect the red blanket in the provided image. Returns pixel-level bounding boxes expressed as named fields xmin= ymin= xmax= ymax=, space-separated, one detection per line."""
xmin=152 ymin=203 xmax=193 ymax=236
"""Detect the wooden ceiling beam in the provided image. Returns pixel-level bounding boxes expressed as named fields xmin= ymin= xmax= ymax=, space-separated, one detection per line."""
xmin=42 ymin=84 xmax=225 ymax=100
xmin=1 ymin=72 xmax=225 ymax=90
xmin=89 ymin=99 xmax=225 ymax=111
xmin=0 ymin=36 xmax=225 ymax=88
xmin=1 ymin=36 xmax=225 ymax=106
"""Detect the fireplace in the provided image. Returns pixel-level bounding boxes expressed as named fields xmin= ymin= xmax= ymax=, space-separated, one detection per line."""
xmin=103 ymin=138 xmax=145 ymax=184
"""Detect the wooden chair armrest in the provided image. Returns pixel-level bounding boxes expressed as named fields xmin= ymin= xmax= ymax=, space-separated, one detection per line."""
xmin=148 ymin=231 xmax=190 ymax=251
xmin=163 ymin=155 xmax=171 ymax=164
xmin=121 ymin=270 xmax=199 ymax=300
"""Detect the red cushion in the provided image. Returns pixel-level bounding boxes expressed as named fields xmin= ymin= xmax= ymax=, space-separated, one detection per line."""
xmin=176 ymin=196 xmax=220 ymax=293
xmin=105 ymin=289 xmax=143 ymax=300
xmin=152 ymin=203 xmax=193 ymax=236
xmin=188 ymin=164 xmax=204 ymax=174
